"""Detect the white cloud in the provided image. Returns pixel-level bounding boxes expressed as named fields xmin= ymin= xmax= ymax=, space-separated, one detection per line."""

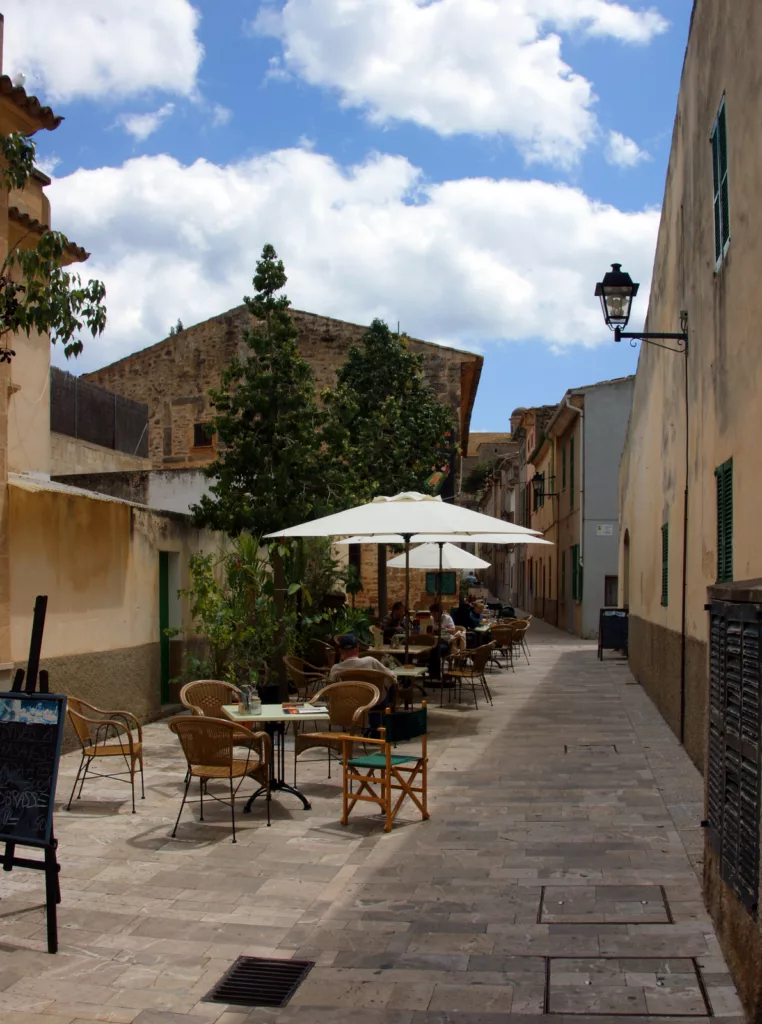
xmin=48 ymin=148 xmax=659 ymax=372
xmin=252 ymin=0 xmax=668 ymax=165
xmin=606 ymin=130 xmax=650 ymax=167
xmin=2 ymin=0 xmax=203 ymax=102
xmin=210 ymin=103 xmax=233 ymax=127
xmin=117 ymin=103 xmax=176 ymax=142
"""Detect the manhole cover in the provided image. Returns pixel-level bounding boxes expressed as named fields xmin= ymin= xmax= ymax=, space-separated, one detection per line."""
xmin=539 ymin=885 xmax=672 ymax=924
xmin=546 ymin=957 xmax=710 ymax=1016
xmin=204 ymin=955 xmax=314 ymax=1007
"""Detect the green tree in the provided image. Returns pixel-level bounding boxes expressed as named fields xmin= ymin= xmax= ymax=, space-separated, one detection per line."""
xmin=323 ymin=318 xmax=455 ymax=500
xmin=191 ymin=244 xmax=349 ymax=535
xmin=462 ymin=460 xmax=496 ymax=495
xmin=0 ymin=132 xmax=106 ymax=363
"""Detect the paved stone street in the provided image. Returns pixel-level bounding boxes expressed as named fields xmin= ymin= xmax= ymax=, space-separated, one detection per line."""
xmin=0 ymin=623 xmax=745 ymax=1024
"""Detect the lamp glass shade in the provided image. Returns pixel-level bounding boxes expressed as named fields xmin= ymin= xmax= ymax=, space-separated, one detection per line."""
xmin=595 ymin=263 xmax=640 ymax=330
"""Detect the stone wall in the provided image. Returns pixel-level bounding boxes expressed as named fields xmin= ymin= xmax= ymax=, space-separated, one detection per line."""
xmin=84 ymin=307 xmax=482 ymax=471
xmin=51 ymin=432 xmax=152 ymax=476
xmin=627 ymin=615 xmax=708 ymax=772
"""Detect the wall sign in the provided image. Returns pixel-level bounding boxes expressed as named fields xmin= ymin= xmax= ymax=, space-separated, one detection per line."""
xmin=596 ymin=524 xmax=614 ymax=537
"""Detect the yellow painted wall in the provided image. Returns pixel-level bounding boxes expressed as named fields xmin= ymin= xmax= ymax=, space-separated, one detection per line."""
xmin=50 ymin=432 xmax=153 ymax=476
xmin=7 ymin=327 xmax=51 ymax=476
xmin=619 ymin=0 xmax=762 ymax=650
xmin=8 ymin=479 xmax=224 ymax=661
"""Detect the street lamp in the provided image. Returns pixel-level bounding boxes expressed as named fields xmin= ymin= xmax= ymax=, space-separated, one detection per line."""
xmin=595 ymin=263 xmax=687 ymax=354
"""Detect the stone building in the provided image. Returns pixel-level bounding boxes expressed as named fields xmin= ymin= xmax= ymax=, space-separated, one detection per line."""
xmin=473 ymin=443 xmax=521 ymax=606
xmin=511 ymin=379 xmax=633 ymax=637
xmin=617 ymin=1 xmax=762 ymax=1012
xmin=82 ymin=305 xmax=484 ymax=616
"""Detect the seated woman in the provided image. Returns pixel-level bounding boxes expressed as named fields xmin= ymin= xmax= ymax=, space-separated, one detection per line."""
xmin=427 ymin=602 xmax=458 ymax=680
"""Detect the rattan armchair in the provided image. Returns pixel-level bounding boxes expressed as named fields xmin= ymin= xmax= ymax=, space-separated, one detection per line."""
xmin=294 ymin=680 xmax=380 ymax=783
xmin=283 ymin=656 xmax=327 ymax=701
xmin=444 ymin=641 xmax=496 ymax=707
xmin=490 ymin=624 xmax=515 ymax=672
xmin=168 ymin=716 xmax=271 ymax=842
xmin=511 ymin=620 xmax=531 ymax=664
xmin=66 ymin=697 xmax=144 ymax=813
xmin=180 ymin=680 xmax=241 ymax=717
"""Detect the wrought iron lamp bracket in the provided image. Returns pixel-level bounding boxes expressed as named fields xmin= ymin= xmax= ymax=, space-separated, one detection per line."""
xmin=613 ymin=310 xmax=688 ymax=355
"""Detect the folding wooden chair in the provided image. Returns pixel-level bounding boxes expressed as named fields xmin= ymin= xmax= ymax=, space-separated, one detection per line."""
xmin=340 ymin=705 xmax=429 ymax=833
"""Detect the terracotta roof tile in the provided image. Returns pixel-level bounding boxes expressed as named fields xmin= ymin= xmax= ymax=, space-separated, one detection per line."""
xmin=8 ymin=206 xmax=89 ymax=262
xmin=0 ymin=75 xmax=62 ymax=130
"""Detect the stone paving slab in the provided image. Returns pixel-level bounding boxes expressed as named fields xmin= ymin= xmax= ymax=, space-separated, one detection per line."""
xmin=0 ymin=622 xmax=744 ymax=1021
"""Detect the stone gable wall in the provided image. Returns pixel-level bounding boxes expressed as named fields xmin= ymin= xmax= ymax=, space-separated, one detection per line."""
xmin=84 ymin=307 xmax=480 ymax=471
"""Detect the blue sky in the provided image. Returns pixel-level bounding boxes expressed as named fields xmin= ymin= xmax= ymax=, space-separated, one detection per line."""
xmin=5 ymin=0 xmax=693 ymax=429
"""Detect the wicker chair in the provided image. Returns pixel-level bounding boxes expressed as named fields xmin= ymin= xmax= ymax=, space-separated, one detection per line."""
xmin=168 ymin=716 xmax=271 ymax=842
xmin=519 ymin=615 xmax=533 ymax=654
xmin=294 ymin=680 xmax=380 ymax=783
xmin=444 ymin=641 xmax=496 ymax=707
xmin=307 ymin=639 xmax=337 ymax=669
xmin=66 ymin=697 xmax=144 ymax=813
xmin=283 ymin=656 xmax=327 ymax=701
xmin=511 ymin=620 xmax=531 ymax=664
xmin=180 ymin=680 xmax=240 ymax=717
xmin=490 ymin=624 xmax=515 ymax=672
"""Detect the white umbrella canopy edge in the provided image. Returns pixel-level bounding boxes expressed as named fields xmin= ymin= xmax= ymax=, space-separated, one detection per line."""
xmin=386 ymin=542 xmax=491 ymax=570
xmin=263 ymin=491 xmax=540 ymax=539
xmin=337 ymin=533 xmax=553 ymax=546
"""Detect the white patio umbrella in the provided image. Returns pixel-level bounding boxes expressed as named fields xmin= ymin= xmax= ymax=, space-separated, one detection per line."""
xmin=265 ymin=492 xmax=533 ymax=659
xmin=338 ymin=533 xmax=552 ymax=546
xmin=386 ymin=543 xmax=490 ymax=571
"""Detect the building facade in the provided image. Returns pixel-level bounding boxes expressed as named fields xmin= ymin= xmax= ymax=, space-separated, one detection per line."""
xmin=617 ymin=1 xmax=762 ymax=1013
xmin=514 ymin=379 xmax=633 ymax=637
xmin=0 ymin=24 xmax=224 ymax=743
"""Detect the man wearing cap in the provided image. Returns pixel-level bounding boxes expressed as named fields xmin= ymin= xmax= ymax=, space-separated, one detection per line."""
xmin=329 ymin=634 xmax=396 ymax=698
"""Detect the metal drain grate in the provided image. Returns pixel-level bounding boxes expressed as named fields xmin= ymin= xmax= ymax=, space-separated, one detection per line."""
xmin=204 ymin=955 xmax=314 ymax=1007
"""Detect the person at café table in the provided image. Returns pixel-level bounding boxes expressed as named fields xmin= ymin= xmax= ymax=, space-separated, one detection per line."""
xmin=427 ymin=602 xmax=458 ymax=680
xmin=329 ymin=634 xmax=396 ymax=695
xmin=330 ymin=633 xmax=397 ymax=733
xmin=382 ymin=600 xmax=407 ymax=643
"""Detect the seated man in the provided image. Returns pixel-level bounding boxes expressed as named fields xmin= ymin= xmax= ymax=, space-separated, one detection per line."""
xmin=329 ymin=633 xmax=396 ymax=698
xmin=382 ymin=600 xmax=406 ymax=643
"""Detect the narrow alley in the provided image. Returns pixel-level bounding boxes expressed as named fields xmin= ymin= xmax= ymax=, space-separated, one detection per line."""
xmin=0 ymin=623 xmax=744 ymax=1024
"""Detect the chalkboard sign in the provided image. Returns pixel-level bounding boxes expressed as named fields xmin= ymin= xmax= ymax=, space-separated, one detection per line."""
xmin=598 ymin=608 xmax=629 ymax=660
xmin=0 ymin=693 xmax=67 ymax=847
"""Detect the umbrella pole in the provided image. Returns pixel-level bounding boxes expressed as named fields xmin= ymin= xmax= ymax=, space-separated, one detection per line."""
xmin=404 ymin=534 xmax=411 ymax=666
xmin=437 ymin=542 xmax=444 ymax=647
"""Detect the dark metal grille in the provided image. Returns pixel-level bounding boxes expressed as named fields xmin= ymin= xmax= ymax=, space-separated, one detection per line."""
xmin=204 ymin=956 xmax=314 ymax=1008
xmin=708 ymin=599 xmax=761 ymax=916
xmin=50 ymin=368 xmax=149 ymax=457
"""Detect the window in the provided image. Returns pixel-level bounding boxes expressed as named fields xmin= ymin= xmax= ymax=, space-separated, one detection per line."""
xmin=569 ymin=436 xmax=575 ymax=510
xmin=605 ymin=575 xmax=618 ymax=607
xmin=571 ymin=544 xmax=582 ymax=602
xmin=426 ymin=571 xmax=457 ymax=596
xmin=561 ymin=551 xmax=566 ymax=599
xmin=193 ymin=422 xmax=214 ymax=448
xmin=348 ymin=544 xmax=362 ymax=572
xmin=716 ymin=459 xmax=733 ymax=583
xmin=661 ymin=524 xmax=669 ymax=606
xmin=562 ymin=445 xmax=567 ymax=490
xmin=711 ymin=98 xmax=730 ymax=266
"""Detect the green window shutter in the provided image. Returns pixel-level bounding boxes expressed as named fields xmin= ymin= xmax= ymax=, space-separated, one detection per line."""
xmin=562 ymin=445 xmax=567 ymax=489
xmin=716 ymin=458 xmax=733 ymax=583
xmin=661 ymin=524 xmax=669 ymax=606
xmin=572 ymin=544 xmax=581 ymax=602
xmin=561 ymin=551 xmax=566 ymax=597
xmin=718 ymin=103 xmax=730 ymax=252
xmin=570 ymin=436 xmax=575 ymax=510
xmin=712 ymin=99 xmax=730 ymax=264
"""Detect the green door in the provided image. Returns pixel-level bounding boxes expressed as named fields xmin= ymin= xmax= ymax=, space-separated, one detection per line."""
xmin=159 ymin=552 xmax=170 ymax=704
